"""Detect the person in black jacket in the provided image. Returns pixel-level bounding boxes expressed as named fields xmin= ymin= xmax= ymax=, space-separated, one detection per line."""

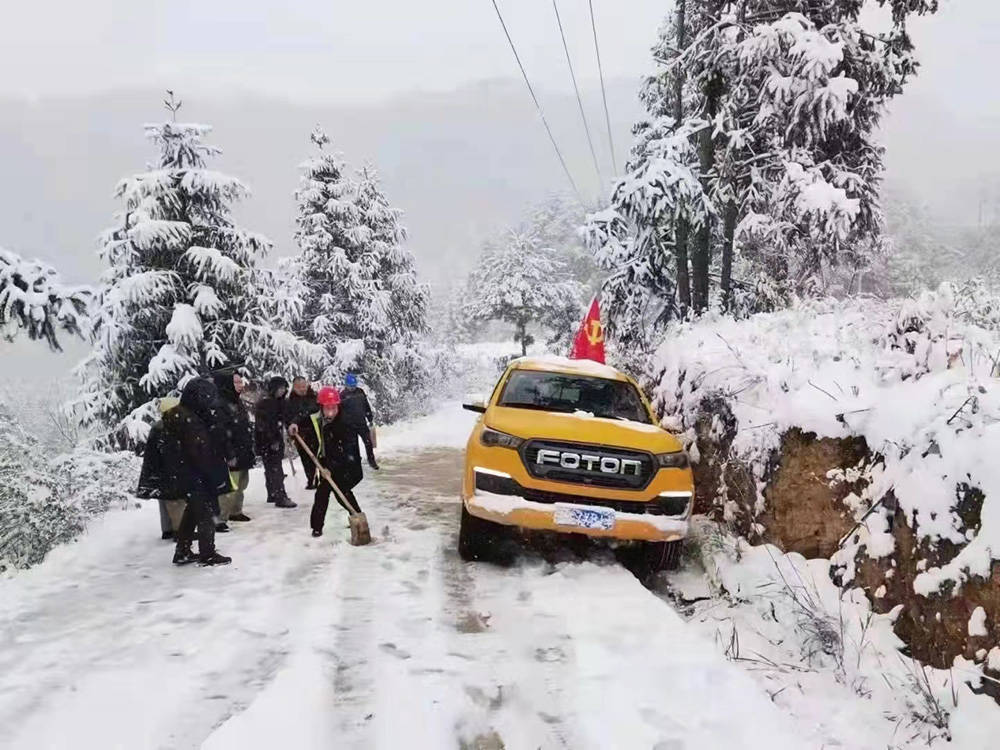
xmin=212 ymin=368 xmax=256 ymax=524
xmin=288 ymin=386 xmax=364 ymax=537
xmin=255 ymin=375 xmax=296 ymax=508
xmin=161 ymin=377 xmax=233 ymax=566
xmin=341 ymin=373 xmax=379 ymax=470
xmin=136 ymin=397 xmax=185 ymax=539
xmin=285 ymin=376 xmax=319 ymax=488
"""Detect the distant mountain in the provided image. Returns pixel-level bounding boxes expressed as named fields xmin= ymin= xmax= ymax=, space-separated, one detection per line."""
xmin=0 ymin=79 xmax=644 ymax=287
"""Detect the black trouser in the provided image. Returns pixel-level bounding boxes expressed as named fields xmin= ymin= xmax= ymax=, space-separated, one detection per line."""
xmin=177 ymin=487 xmax=216 ymax=557
xmin=262 ymin=452 xmax=289 ymax=502
xmin=310 ymin=478 xmax=362 ymax=532
xmin=296 ymin=444 xmax=317 ymax=487
xmin=351 ymin=425 xmax=376 ymax=464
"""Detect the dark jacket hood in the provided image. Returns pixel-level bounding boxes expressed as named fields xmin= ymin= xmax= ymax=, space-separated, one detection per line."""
xmin=212 ymin=370 xmax=239 ymax=404
xmin=266 ymin=376 xmax=289 ymax=398
xmin=181 ymin=377 xmax=220 ymax=425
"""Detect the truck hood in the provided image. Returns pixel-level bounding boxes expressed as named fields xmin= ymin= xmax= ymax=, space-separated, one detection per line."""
xmin=486 ymin=406 xmax=684 ymax=454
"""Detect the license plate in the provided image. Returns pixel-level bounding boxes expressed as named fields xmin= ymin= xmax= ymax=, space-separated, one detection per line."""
xmin=553 ymin=505 xmax=615 ymax=530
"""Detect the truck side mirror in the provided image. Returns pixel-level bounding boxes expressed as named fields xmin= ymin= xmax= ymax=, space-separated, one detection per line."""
xmin=462 ymin=395 xmax=487 ymax=413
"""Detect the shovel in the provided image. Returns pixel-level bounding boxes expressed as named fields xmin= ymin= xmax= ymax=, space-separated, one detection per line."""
xmin=293 ymin=433 xmax=371 ymax=546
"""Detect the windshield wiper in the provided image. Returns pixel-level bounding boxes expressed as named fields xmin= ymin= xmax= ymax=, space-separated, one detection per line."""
xmin=500 ymin=402 xmax=575 ymax=413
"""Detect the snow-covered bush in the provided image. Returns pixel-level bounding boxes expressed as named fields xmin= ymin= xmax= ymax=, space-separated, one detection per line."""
xmin=0 ymin=403 xmax=138 ymax=572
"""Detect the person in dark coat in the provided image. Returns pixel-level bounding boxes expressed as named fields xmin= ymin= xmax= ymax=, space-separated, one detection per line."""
xmin=285 ymin=376 xmax=319 ymax=488
xmin=341 ymin=373 xmax=379 ymax=470
xmin=212 ymin=368 xmax=256 ymax=524
xmin=255 ymin=375 xmax=296 ymax=508
xmin=288 ymin=386 xmax=364 ymax=537
xmin=161 ymin=377 xmax=233 ymax=566
xmin=136 ymin=397 xmax=184 ymax=539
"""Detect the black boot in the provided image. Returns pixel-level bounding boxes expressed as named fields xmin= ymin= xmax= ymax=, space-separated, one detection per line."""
xmin=276 ymin=497 xmax=298 ymax=508
xmin=172 ymin=541 xmax=198 ymax=565
xmin=216 ymin=522 xmax=230 ymax=533
xmin=368 ymin=459 xmax=380 ymax=470
xmin=311 ymin=529 xmax=323 ymax=538
xmin=230 ymin=513 xmax=251 ymax=522
xmin=162 ymin=530 xmax=175 ymax=541
xmin=199 ymin=551 xmax=232 ymax=566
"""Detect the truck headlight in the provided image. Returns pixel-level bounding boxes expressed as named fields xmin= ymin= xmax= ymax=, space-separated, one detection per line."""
xmin=481 ymin=427 xmax=524 ymax=450
xmin=656 ymin=451 xmax=690 ymax=469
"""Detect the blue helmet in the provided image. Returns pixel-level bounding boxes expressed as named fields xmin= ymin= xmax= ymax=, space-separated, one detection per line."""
xmin=345 ymin=373 xmax=358 ymax=387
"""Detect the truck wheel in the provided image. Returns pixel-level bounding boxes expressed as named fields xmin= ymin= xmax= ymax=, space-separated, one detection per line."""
xmin=646 ymin=540 xmax=682 ymax=572
xmin=459 ymin=502 xmax=514 ymax=564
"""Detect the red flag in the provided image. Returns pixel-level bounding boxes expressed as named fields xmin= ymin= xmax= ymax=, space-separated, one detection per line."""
xmin=570 ymin=297 xmax=606 ymax=364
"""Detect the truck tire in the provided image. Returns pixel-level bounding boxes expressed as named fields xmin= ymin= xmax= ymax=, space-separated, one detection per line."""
xmin=458 ymin=502 xmax=513 ymax=564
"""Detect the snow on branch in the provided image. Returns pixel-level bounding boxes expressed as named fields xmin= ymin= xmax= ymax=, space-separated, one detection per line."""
xmin=0 ymin=246 xmax=91 ymax=350
xmin=182 ymin=246 xmax=242 ymax=283
xmin=165 ymin=303 xmax=203 ymax=347
xmin=127 ymin=220 xmax=192 ymax=251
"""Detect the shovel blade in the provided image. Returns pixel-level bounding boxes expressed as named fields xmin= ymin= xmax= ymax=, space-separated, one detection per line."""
xmin=349 ymin=513 xmax=372 ymax=546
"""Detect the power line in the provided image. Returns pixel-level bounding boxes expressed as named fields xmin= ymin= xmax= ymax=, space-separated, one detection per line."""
xmin=552 ymin=0 xmax=602 ymax=186
xmin=489 ymin=0 xmax=584 ymax=205
xmin=588 ymin=0 xmax=618 ymax=176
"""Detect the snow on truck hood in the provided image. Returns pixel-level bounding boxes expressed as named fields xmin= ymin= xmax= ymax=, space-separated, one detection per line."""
xmin=487 ymin=405 xmax=684 ymax=453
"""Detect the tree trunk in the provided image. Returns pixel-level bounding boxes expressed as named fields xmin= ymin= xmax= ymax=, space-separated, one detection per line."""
xmin=691 ymin=119 xmax=715 ymax=312
xmin=672 ymin=0 xmax=692 ymax=315
xmin=721 ymin=200 xmax=737 ymax=313
xmin=673 ymin=0 xmax=686 ymax=122
xmin=518 ymin=319 xmax=528 ymax=357
xmin=675 ymin=221 xmax=691 ymax=314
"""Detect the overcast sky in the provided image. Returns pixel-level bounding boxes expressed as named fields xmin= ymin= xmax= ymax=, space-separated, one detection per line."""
xmin=1 ymin=0 xmax=997 ymax=380
xmin=0 ymin=0 xmax=669 ymax=101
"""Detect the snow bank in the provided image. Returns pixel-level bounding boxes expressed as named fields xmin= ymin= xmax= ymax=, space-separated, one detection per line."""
xmin=377 ymin=401 xmax=479 ymax=455
xmin=688 ymin=519 xmax=1000 ymax=746
xmin=649 ymin=287 xmax=1000 ymax=597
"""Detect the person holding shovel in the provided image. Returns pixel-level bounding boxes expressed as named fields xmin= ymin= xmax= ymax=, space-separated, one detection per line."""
xmin=288 ymin=386 xmax=365 ymax=538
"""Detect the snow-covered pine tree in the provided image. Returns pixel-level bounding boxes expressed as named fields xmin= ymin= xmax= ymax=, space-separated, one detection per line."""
xmin=351 ymin=163 xmax=430 ymax=421
xmin=289 ymin=128 xmax=429 ymax=421
xmin=464 ymin=231 xmax=584 ymax=357
xmin=288 ymin=126 xmax=361 ymax=377
xmin=76 ymin=107 xmax=324 ymax=446
xmin=1 ymin=246 xmax=90 ymax=350
xmin=585 ymin=0 xmax=939 ymax=352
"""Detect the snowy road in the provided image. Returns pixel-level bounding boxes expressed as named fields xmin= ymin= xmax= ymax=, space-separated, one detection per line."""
xmin=0 ymin=410 xmax=807 ymax=749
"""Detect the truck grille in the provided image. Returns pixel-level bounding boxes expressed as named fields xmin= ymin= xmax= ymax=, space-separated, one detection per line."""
xmin=521 ymin=440 xmax=654 ymax=490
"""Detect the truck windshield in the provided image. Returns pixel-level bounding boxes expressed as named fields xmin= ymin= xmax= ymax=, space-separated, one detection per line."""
xmin=497 ymin=370 xmax=652 ymax=424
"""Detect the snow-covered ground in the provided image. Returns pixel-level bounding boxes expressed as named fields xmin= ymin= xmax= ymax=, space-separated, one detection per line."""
xmin=0 ymin=405 xmax=995 ymax=748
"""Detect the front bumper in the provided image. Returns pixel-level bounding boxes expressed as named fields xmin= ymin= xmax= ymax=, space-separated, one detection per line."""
xmin=465 ymin=468 xmax=691 ymax=543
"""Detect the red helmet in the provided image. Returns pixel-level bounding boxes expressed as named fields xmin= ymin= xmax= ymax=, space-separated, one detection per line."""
xmin=316 ymin=386 xmax=341 ymax=407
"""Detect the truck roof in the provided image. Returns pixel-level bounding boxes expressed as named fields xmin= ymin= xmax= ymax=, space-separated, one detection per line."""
xmin=510 ymin=355 xmax=630 ymax=383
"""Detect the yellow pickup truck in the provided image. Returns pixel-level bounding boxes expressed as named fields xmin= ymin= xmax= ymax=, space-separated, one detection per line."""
xmin=460 ymin=356 xmax=694 ymax=571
